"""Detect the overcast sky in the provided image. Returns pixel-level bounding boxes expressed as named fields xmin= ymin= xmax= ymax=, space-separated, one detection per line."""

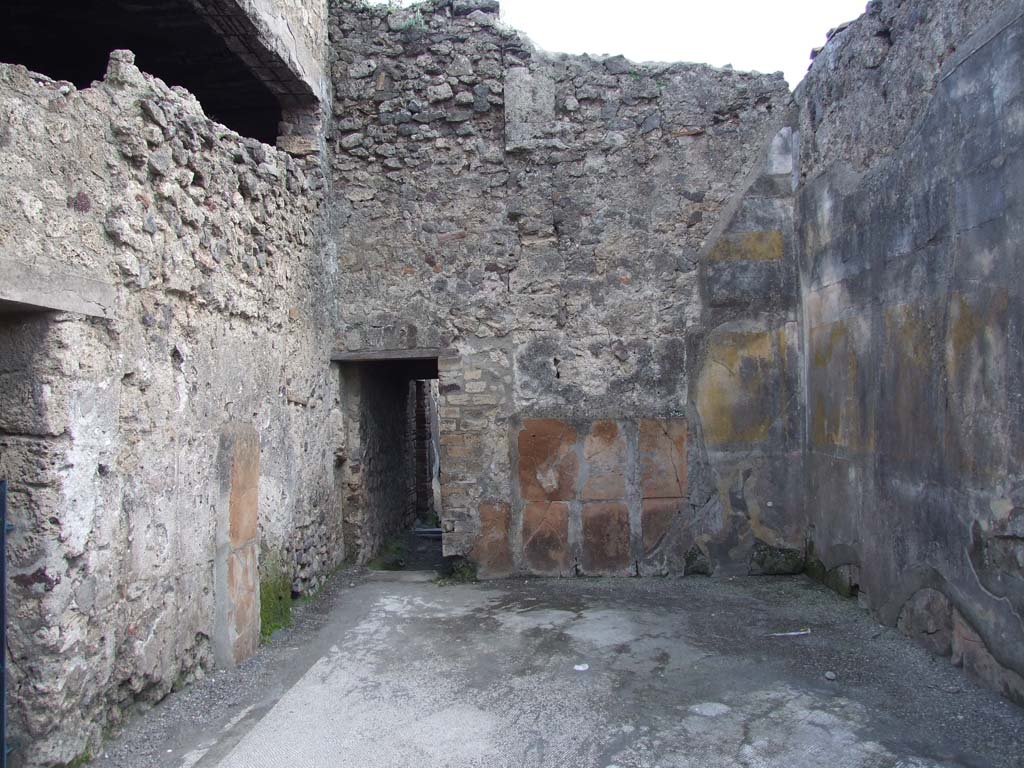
xmin=369 ymin=0 xmax=870 ymax=89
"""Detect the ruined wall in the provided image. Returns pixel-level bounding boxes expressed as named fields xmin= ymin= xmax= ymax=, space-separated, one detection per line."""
xmin=329 ymin=0 xmax=798 ymax=578
xmin=0 ymin=50 xmax=342 ymax=764
xmin=796 ymin=0 xmax=1024 ymax=703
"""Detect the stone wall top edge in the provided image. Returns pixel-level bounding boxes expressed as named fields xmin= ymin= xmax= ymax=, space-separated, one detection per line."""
xmin=331 ymin=0 xmax=788 ymax=86
xmin=0 ymin=54 xmax=308 ymax=160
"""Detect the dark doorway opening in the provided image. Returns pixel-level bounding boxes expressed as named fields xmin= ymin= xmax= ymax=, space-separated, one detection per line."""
xmin=0 ymin=0 xmax=282 ymax=143
xmin=337 ymin=354 xmax=444 ymax=573
xmin=406 ymin=378 xmax=443 ymax=570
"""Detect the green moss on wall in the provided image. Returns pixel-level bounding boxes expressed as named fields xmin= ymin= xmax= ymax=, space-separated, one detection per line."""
xmin=805 ymin=556 xmax=859 ymax=599
xmin=436 ymin=557 xmax=478 ymax=586
xmin=367 ymin=538 xmax=408 ymax=571
xmin=259 ymin=560 xmax=293 ymax=640
xmin=62 ymin=751 xmax=92 ymax=768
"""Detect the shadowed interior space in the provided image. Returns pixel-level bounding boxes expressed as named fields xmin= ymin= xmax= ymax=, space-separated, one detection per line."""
xmin=338 ymin=355 xmax=444 ymax=572
xmin=0 ymin=0 xmax=282 ymax=142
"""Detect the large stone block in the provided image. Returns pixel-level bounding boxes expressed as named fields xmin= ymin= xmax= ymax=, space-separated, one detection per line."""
xmin=472 ymin=501 xmax=513 ymax=578
xmin=638 ymin=419 xmax=687 ymax=499
xmin=897 ymin=588 xmax=954 ymax=658
xmin=522 ymin=502 xmax=571 ymax=576
xmin=505 ymin=67 xmax=556 ymax=152
xmin=581 ymin=502 xmax=631 ymax=574
xmin=518 ymin=419 xmax=579 ymax=502
xmin=581 ymin=420 xmax=627 ymax=501
xmin=952 ymin=608 xmax=1024 ymax=705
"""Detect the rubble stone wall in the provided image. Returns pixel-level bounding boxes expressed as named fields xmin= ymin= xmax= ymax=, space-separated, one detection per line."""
xmin=3 ymin=1 xmax=1024 ymax=762
xmin=328 ymin=0 xmax=799 ymax=577
xmin=0 ymin=49 xmax=342 ymax=765
xmin=795 ymin=0 xmax=1024 ymax=704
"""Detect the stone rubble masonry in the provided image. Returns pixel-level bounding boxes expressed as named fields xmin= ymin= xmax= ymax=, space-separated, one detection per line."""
xmin=1 ymin=0 xmax=1024 ymax=763
xmin=328 ymin=0 xmax=792 ymax=578
xmin=0 ymin=47 xmax=341 ymax=766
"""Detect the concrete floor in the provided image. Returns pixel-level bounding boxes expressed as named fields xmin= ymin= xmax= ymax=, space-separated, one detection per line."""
xmin=95 ymin=572 xmax=1024 ymax=768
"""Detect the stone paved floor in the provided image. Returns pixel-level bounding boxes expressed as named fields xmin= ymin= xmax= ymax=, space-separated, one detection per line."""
xmin=94 ymin=572 xmax=1024 ymax=768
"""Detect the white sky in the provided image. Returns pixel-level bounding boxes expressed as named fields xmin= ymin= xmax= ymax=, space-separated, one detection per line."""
xmin=369 ymin=0 xmax=870 ymax=89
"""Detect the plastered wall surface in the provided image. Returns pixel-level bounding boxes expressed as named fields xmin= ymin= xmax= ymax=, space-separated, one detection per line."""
xmin=796 ymin=0 xmax=1024 ymax=704
xmin=233 ymin=0 xmax=331 ymax=103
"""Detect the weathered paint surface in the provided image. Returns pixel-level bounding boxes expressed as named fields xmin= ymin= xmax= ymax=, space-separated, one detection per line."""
xmin=214 ymin=424 xmax=261 ymax=667
xmin=511 ymin=418 xmax=690 ymax=576
xmin=797 ymin=0 xmax=1024 ymax=705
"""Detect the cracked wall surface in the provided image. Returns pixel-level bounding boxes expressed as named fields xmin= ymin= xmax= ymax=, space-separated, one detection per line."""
xmin=796 ymin=0 xmax=1024 ymax=705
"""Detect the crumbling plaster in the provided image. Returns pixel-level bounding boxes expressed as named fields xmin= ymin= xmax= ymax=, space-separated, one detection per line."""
xmin=796 ymin=0 xmax=1024 ymax=704
xmin=0 ymin=0 xmax=1022 ymax=764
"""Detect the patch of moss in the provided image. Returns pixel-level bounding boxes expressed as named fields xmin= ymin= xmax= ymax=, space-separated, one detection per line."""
xmin=62 ymin=751 xmax=92 ymax=768
xmin=684 ymin=545 xmax=712 ymax=576
xmin=294 ymin=559 xmax=348 ymax=605
xmin=367 ymin=538 xmax=408 ymax=571
xmin=259 ymin=563 xmax=293 ymax=641
xmin=804 ymin=556 xmax=828 ymax=583
xmin=436 ymin=557 xmax=478 ymax=586
xmin=750 ymin=541 xmax=807 ymax=575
